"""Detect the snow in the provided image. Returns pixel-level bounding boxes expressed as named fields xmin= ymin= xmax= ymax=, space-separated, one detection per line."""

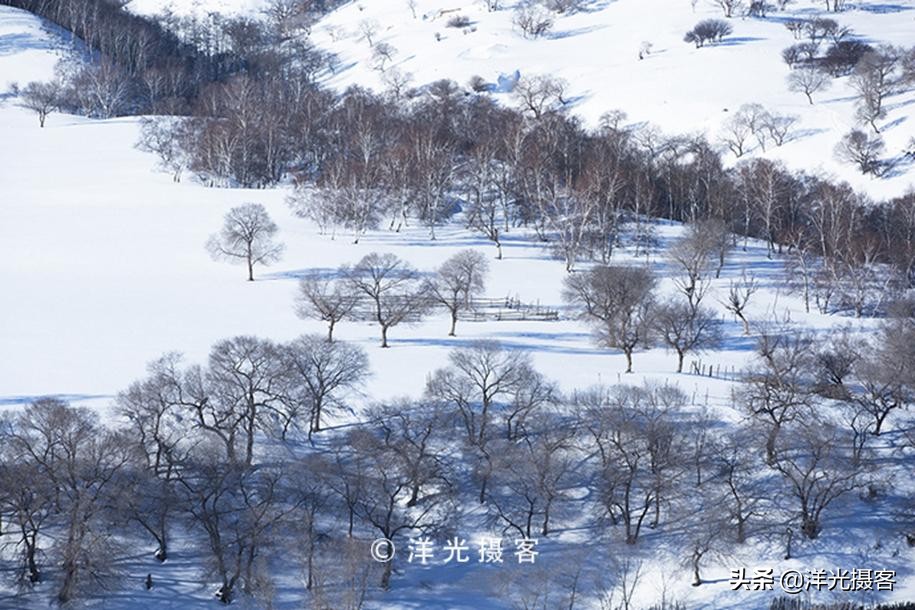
xmin=0 ymin=3 xmax=914 ymax=609
xmin=125 ymin=0 xmax=270 ymax=18
xmin=306 ymin=0 xmax=915 ymax=200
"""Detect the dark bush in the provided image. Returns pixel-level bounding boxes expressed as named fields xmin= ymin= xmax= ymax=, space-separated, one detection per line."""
xmin=684 ymin=19 xmax=733 ymax=48
xmin=820 ymin=40 xmax=873 ymax=76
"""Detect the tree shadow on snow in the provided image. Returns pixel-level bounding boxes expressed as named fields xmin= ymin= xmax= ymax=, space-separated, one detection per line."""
xmin=0 ymin=31 xmax=50 ymax=56
xmin=855 ymin=3 xmax=913 ymax=13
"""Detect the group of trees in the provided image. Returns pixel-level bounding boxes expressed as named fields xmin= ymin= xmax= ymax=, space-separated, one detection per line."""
xmin=295 ymin=249 xmax=489 ymax=346
xmin=781 ymin=19 xmax=915 ymax=135
xmin=2 ymin=326 xmax=912 ymax=606
xmin=564 ymin=219 xmax=734 ymax=373
xmin=13 ymin=0 xmax=915 ymax=291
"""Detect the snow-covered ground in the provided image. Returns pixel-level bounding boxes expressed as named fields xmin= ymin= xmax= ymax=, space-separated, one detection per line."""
xmin=1 ymin=3 xmax=914 ymax=609
xmin=121 ymin=0 xmax=915 ymax=201
xmin=307 ymin=0 xmax=915 ymax=200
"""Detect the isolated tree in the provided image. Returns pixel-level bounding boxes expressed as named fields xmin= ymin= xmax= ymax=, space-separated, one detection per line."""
xmin=295 ymin=271 xmax=359 ymax=342
xmin=207 ymin=203 xmax=285 ymax=281
xmin=834 ymin=129 xmax=886 ymax=176
xmin=654 ymin=301 xmax=722 ymax=373
xmin=563 ymin=265 xmax=656 ymax=373
xmin=787 ymin=66 xmax=831 ymax=104
xmin=427 ymin=250 xmax=490 ymax=336
xmin=280 ymin=334 xmax=369 ymax=437
xmin=764 ymin=113 xmax=799 ymax=146
xmin=345 ymin=253 xmax=428 ymax=347
xmin=20 ymin=80 xmax=60 ymax=127
xmin=721 ymin=113 xmax=753 ymax=158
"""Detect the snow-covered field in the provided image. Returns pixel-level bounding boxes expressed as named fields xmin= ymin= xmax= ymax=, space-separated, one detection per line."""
xmin=121 ymin=0 xmax=915 ymax=200
xmin=309 ymin=0 xmax=915 ymax=200
xmin=1 ymin=2 xmax=914 ymax=609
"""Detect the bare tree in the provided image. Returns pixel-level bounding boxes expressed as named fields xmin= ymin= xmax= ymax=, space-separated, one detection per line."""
xmin=563 ymin=265 xmax=656 ymax=373
xmin=834 ymin=129 xmax=886 ymax=176
xmin=772 ymin=423 xmax=865 ymax=539
xmin=295 ymin=271 xmax=359 ymax=342
xmin=712 ymin=0 xmax=746 ymax=18
xmin=190 ymin=336 xmax=287 ymax=466
xmin=738 ymin=330 xmax=815 ymax=464
xmin=366 ymin=401 xmax=453 ymax=508
xmin=512 ymin=74 xmax=567 ymax=119
xmin=578 ymin=384 xmax=689 ymax=544
xmin=848 ymin=339 xmax=913 ymax=435
xmin=207 ymin=203 xmax=284 ymax=281
xmin=764 ymin=113 xmax=799 ymax=146
xmin=5 ymin=399 xmax=133 ymax=604
xmin=684 ymin=19 xmax=733 ymax=47
xmin=787 ymin=66 xmax=831 ymax=104
xmin=708 ymin=429 xmax=769 ymax=544
xmin=486 ymin=417 xmax=575 ymax=538
xmin=426 ymin=250 xmax=490 ymax=336
xmin=0 ymin=442 xmax=55 ymax=586
xmin=280 ymin=334 xmax=369 ymax=438
xmin=426 ymin=342 xmax=538 ymax=502
xmin=721 ymin=271 xmax=758 ymax=335
xmin=116 ymin=353 xmax=193 ymax=562
xmin=345 ymin=252 xmax=429 ymax=347
xmin=343 ymin=427 xmax=455 ymax=589
xmin=177 ymin=459 xmax=296 ymax=604
xmin=653 ymin=301 xmax=722 ymax=373
xmin=850 ymin=46 xmax=902 ymax=133
xmin=668 ymin=223 xmax=720 ymax=311
xmin=19 ymin=80 xmax=60 ymax=127
xmin=513 ymin=3 xmax=554 ymax=39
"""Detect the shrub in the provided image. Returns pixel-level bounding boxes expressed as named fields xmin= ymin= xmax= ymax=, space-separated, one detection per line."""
xmin=446 ymin=15 xmax=472 ymax=28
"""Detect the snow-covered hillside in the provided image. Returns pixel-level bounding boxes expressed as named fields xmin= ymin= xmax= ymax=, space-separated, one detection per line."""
xmin=1 ymin=2 xmax=915 ymax=610
xmin=303 ymin=0 xmax=915 ymax=199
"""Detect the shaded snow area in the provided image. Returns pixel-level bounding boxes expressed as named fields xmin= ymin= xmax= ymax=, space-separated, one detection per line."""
xmin=1 ymin=3 xmax=914 ymax=610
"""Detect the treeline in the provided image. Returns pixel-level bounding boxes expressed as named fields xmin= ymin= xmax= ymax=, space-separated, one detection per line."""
xmin=2 ymin=319 xmax=914 ymax=607
xmin=10 ymin=0 xmax=915 ymax=293
xmin=2 ymin=0 xmax=337 ymax=115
